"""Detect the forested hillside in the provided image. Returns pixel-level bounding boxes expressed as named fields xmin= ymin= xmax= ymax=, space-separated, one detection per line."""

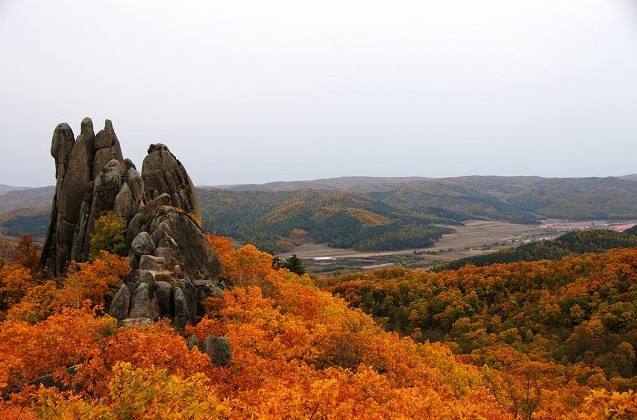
xmin=1 ymin=235 xmax=636 ymax=417
xmin=322 ymin=248 xmax=637 ymax=395
xmin=441 ymin=229 xmax=637 ymax=270
xmin=199 ymin=189 xmax=454 ymax=252
xmin=216 ymin=175 xmax=637 ymax=221
xmin=4 ymin=175 xmax=637 ymax=254
xmin=0 ymin=207 xmax=49 ymax=239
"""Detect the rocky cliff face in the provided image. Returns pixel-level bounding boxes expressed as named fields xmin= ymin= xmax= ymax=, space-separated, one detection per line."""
xmin=40 ymin=118 xmax=223 ymax=329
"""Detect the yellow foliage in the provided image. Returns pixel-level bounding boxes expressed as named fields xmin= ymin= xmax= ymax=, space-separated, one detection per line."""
xmin=2 ymin=233 xmax=635 ymax=418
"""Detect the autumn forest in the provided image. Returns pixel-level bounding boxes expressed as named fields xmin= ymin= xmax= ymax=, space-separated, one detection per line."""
xmin=0 ymin=227 xmax=635 ymax=418
xmin=3 ymin=2 xmax=637 ymax=418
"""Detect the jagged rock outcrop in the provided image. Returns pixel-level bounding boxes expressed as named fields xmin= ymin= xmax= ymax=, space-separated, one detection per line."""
xmin=93 ymin=120 xmax=123 ymax=180
xmin=42 ymin=123 xmax=76 ymax=276
xmin=41 ymin=119 xmax=133 ymax=275
xmin=142 ymin=144 xmax=201 ymax=217
xmin=40 ymin=118 xmax=225 ymax=331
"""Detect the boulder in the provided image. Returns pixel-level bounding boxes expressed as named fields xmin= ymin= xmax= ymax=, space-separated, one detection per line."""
xmin=80 ymin=159 xmax=125 ymax=258
xmin=186 ymin=335 xmax=199 ymax=350
xmin=127 ymin=167 xmax=144 ymax=205
xmin=84 ymin=159 xmax=124 ymax=249
xmin=70 ymin=200 xmax=90 ymax=261
xmin=109 ymin=284 xmax=131 ymax=320
xmin=194 ymin=279 xmax=224 ymax=297
xmin=129 ymin=282 xmax=160 ymax=320
xmin=78 ymin=117 xmax=96 ymax=164
xmin=50 ymin=123 xmax=75 ymax=184
xmin=114 ymin=183 xmax=135 ymax=220
xmin=204 ymin=336 xmax=232 ymax=367
xmin=139 ymin=255 xmax=166 ymax=271
xmin=126 ymin=193 xmax=171 ymax=244
xmin=153 ymin=246 xmax=179 ymax=269
xmin=137 ymin=270 xmax=156 ymax=287
xmin=173 ymin=287 xmax=190 ymax=330
xmin=130 ymin=232 xmax=155 ymax=257
xmin=175 ymin=277 xmax=198 ymax=322
xmin=155 ymin=281 xmax=174 ymax=316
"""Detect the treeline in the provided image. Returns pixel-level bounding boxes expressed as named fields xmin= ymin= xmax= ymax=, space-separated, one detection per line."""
xmin=440 ymin=229 xmax=637 ymax=270
xmin=323 ymin=248 xmax=637 ymax=390
xmin=330 ymin=223 xmax=453 ymax=251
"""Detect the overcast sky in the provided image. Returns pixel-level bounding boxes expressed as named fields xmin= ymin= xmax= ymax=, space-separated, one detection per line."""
xmin=1 ymin=0 xmax=636 ymax=187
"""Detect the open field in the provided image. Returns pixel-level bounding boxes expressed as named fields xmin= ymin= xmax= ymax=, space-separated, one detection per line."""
xmin=279 ymin=219 xmax=637 ymax=273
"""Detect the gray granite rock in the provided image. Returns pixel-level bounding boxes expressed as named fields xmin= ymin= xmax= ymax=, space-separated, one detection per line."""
xmin=204 ymin=335 xmax=232 ymax=367
xmin=129 ymin=282 xmax=160 ymax=320
xmin=114 ymin=183 xmax=135 ymax=220
xmin=155 ymin=281 xmax=174 ymax=316
xmin=109 ymin=284 xmax=131 ymax=320
xmin=130 ymin=232 xmax=155 ymax=257
xmin=141 ymin=144 xmax=201 ymax=218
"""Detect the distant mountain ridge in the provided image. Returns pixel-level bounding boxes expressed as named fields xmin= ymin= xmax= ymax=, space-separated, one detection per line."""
xmin=0 ymin=184 xmax=32 ymax=196
xmin=3 ymin=176 xmax=637 ymax=252
xmin=0 ymin=186 xmax=54 ymax=214
xmin=207 ymin=176 xmax=432 ymax=193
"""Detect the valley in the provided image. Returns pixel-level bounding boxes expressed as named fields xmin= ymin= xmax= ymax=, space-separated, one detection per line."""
xmin=3 ymin=176 xmax=637 ymax=273
xmin=279 ymin=219 xmax=637 ymax=273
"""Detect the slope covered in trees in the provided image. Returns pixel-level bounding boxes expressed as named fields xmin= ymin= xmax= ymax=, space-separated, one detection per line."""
xmin=1 ymin=236 xmax=635 ymax=417
xmin=215 ymin=175 xmax=637 ymax=221
xmin=442 ymin=229 xmax=637 ymax=270
xmin=322 ymin=247 xmax=637 ymax=398
xmin=199 ymin=189 xmax=454 ymax=252
xmin=5 ymin=176 xmax=637 ymax=254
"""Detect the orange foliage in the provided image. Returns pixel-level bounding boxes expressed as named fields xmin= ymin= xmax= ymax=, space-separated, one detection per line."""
xmin=206 ymin=234 xmax=276 ymax=288
xmin=72 ymin=321 xmax=211 ymax=397
xmin=0 ymin=263 xmax=37 ymax=319
xmin=5 ymin=252 xmax=129 ymax=325
xmin=11 ymin=235 xmax=41 ymax=273
xmin=0 ymin=306 xmax=116 ymax=392
xmin=2 ymin=234 xmax=636 ymax=417
xmin=54 ymin=251 xmax=130 ymax=310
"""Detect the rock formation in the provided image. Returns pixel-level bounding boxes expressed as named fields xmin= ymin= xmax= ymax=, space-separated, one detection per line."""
xmin=41 ymin=119 xmax=128 ymax=275
xmin=40 ymin=118 xmax=224 ymax=330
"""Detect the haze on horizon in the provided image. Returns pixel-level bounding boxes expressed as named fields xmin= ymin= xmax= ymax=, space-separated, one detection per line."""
xmin=1 ymin=0 xmax=636 ymax=187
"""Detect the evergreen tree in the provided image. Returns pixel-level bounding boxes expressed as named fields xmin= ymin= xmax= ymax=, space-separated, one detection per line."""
xmin=282 ymin=254 xmax=306 ymax=275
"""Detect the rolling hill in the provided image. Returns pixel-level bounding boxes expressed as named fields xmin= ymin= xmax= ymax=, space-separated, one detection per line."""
xmin=4 ymin=176 xmax=637 ymax=252
xmin=212 ymin=175 xmax=637 ymax=221
xmin=373 ymin=176 xmax=637 ymax=222
xmin=0 ymin=184 xmax=31 ymax=196
xmin=199 ymin=188 xmax=455 ymax=252
xmin=210 ymin=176 xmax=431 ymax=193
xmin=0 ymin=206 xmax=50 ymax=239
xmin=0 ymin=186 xmax=54 ymax=214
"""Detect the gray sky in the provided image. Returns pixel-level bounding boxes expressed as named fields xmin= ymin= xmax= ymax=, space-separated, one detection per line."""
xmin=1 ymin=0 xmax=636 ymax=187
